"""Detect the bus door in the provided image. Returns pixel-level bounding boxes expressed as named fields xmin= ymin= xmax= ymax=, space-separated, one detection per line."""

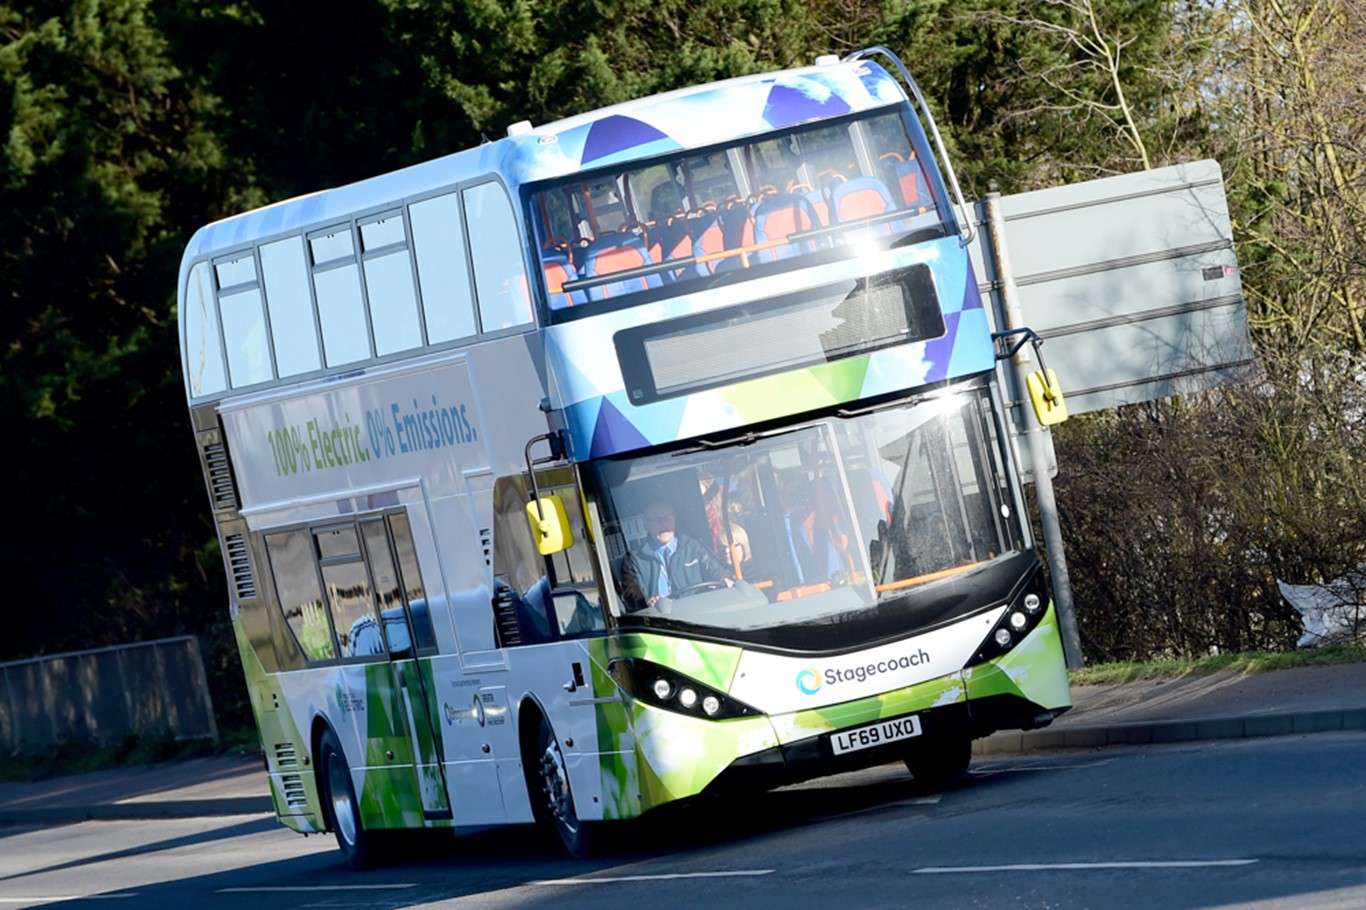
xmin=493 ymin=471 xmax=618 ymax=806
xmin=359 ymin=514 xmax=453 ymax=823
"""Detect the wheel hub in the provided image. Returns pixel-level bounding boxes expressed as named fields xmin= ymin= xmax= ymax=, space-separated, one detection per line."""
xmin=540 ymin=742 xmax=578 ymax=833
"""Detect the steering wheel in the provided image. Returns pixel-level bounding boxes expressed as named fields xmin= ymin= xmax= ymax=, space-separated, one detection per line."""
xmin=673 ymin=580 xmax=726 ymax=598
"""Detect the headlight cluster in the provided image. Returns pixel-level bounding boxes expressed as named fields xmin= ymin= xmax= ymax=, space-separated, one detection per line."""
xmin=608 ymin=658 xmax=760 ymax=720
xmin=967 ymin=572 xmax=1050 ymax=666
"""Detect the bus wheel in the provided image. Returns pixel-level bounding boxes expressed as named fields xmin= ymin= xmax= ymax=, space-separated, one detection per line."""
xmin=534 ymin=715 xmax=594 ymax=858
xmin=903 ymin=735 xmax=972 ymax=786
xmin=319 ymin=728 xmax=381 ymax=870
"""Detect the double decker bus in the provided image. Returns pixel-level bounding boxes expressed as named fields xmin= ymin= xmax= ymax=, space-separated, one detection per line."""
xmin=179 ymin=48 xmax=1071 ymax=868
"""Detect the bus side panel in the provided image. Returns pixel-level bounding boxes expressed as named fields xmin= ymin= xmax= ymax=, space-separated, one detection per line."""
xmin=428 ymin=487 xmax=499 ymax=656
xmin=235 ymin=619 xmax=326 ymax=833
xmin=961 ymin=603 xmax=1073 ymax=716
xmin=430 ymin=653 xmax=515 ymax=827
xmin=497 ymin=640 xmax=621 ymax=824
xmin=352 ymin=661 xmax=444 ymax=830
xmin=583 ymin=639 xmax=640 ymax=821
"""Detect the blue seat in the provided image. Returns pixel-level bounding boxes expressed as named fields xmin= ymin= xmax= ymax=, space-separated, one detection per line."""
xmin=541 ymin=248 xmax=584 ymax=309
xmin=750 ymin=193 xmax=821 ymax=263
xmin=830 ymin=176 xmax=900 ymax=235
xmin=580 ymin=233 xmax=663 ymax=301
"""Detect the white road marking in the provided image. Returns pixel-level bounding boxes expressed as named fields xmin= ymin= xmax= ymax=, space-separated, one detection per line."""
xmin=0 ymin=897 xmax=140 ymax=904
xmin=217 ymin=884 xmax=419 ymax=892
xmin=912 ymin=859 xmax=1259 ymax=873
xmin=533 ymin=870 xmax=775 ymax=885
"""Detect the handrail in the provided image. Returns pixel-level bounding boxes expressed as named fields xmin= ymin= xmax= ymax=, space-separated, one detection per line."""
xmin=844 ymin=47 xmax=977 ymax=249
xmin=874 ymin=560 xmax=987 ymax=593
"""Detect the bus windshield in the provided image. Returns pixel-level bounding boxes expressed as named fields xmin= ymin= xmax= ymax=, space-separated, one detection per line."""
xmin=529 ymin=107 xmax=948 ymax=320
xmin=588 ymin=381 xmax=1026 ymax=650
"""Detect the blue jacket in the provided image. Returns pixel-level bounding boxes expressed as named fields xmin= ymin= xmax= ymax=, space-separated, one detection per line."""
xmin=619 ymin=535 xmax=729 ymax=611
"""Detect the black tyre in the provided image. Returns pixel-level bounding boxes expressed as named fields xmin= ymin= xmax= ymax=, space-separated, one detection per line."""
xmin=903 ymin=735 xmax=972 ymax=786
xmin=531 ymin=714 xmax=595 ymax=859
xmin=319 ymin=728 xmax=383 ymax=870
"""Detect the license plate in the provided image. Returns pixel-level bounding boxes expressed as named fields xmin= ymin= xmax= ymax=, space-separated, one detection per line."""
xmin=830 ymin=715 xmax=922 ymax=755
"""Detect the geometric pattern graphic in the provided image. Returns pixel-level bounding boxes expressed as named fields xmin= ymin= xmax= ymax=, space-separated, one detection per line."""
xmin=549 ymin=235 xmax=993 ymax=459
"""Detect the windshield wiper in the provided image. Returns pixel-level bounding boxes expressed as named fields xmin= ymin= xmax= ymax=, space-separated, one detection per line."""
xmin=676 ymin=424 xmax=803 ymax=455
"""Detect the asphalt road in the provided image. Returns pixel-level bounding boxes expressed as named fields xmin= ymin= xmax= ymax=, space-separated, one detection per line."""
xmin=2 ymin=731 xmax=1364 ymax=909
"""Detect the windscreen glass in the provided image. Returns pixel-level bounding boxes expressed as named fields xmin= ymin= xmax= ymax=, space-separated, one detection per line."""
xmin=586 ymin=382 xmax=1027 ymax=650
xmin=529 ymin=107 xmax=950 ymax=320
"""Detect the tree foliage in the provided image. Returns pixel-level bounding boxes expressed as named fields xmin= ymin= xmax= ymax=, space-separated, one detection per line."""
xmin=0 ymin=0 xmax=229 ymax=663
xmin=2 ymin=0 xmax=1364 ymax=717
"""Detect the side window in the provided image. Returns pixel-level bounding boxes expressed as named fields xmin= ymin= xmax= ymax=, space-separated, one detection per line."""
xmin=310 ymin=226 xmax=371 ymax=366
xmin=360 ymin=212 xmax=424 ymax=356
xmin=260 ymin=236 xmax=321 ymax=377
xmin=410 ymin=193 xmax=477 ymax=343
xmin=266 ymin=529 xmax=335 ymax=662
xmin=544 ymin=479 xmax=607 ymax=639
xmin=183 ymin=261 xmax=227 ymax=397
xmin=316 ymin=526 xmax=383 ymax=659
xmin=490 ymin=473 xmax=605 ymax=647
xmin=463 ymin=182 xmax=533 ymax=332
xmin=360 ymin=519 xmax=409 ymax=657
xmin=217 ymin=252 xmax=273 ymax=387
xmin=389 ymin=513 xmax=437 ymax=652
xmin=358 ymin=515 xmax=437 ymax=658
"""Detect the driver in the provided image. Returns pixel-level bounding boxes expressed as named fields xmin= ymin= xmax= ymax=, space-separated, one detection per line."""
xmin=620 ymin=498 xmax=732 ymax=611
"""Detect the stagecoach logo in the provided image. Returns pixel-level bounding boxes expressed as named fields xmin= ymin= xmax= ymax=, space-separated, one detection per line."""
xmin=334 ymin=685 xmax=365 ymax=717
xmin=795 ymin=668 xmax=822 ymax=695
xmin=795 ymin=648 xmax=933 ymax=695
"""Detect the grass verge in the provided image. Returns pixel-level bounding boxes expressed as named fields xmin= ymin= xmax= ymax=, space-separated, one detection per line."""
xmin=1070 ymin=643 xmax=1366 ymax=686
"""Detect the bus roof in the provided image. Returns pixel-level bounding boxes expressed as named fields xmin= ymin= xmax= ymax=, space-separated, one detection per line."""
xmin=180 ymin=56 xmax=906 ymax=269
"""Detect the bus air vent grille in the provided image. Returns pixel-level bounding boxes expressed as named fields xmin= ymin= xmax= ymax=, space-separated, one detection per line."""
xmin=280 ymin=773 xmax=307 ymax=808
xmin=203 ymin=442 xmax=239 ymax=511
xmin=225 ymin=534 xmax=257 ymax=600
xmin=274 ymin=742 xmax=299 ymax=769
xmin=480 ymin=528 xmax=492 ymax=567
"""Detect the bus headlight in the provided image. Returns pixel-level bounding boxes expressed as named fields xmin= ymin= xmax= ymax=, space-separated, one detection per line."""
xmin=607 ymin=658 xmax=761 ymax=720
xmin=968 ymin=570 xmax=1051 ymax=667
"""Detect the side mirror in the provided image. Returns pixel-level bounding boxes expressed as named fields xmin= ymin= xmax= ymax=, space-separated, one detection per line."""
xmin=1026 ymin=368 xmax=1068 ymax=426
xmin=527 ymin=495 xmax=573 ymax=555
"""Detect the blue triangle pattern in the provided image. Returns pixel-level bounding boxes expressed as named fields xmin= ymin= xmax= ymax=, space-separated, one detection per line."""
xmin=921 ymin=310 xmax=961 ymax=383
xmin=590 ymin=396 xmax=651 ymax=458
xmin=582 ymin=115 xmax=670 ymax=164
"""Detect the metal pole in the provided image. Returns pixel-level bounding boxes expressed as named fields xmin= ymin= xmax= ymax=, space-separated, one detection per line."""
xmin=984 ymin=193 xmax=1085 ymax=669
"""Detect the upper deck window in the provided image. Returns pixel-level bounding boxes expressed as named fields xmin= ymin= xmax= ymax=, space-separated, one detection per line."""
xmin=310 ymin=225 xmax=371 ymax=367
xmin=216 ymin=252 xmax=273 ymax=387
xmin=410 ymin=192 xmax=477 ymax=343
xmin=260 ymin=236 xmax=321 ymax=378
xmin=183 ymin=261 xmax=227 ymax=397
xmin=528 ymin=107 xmax=951 ymax=323
xmin=360 ymin=211 xmax=423 ymax=356
xmin=464 ymin=182 xmax=533 ymax=333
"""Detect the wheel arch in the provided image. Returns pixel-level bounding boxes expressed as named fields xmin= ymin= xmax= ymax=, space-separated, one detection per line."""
xmin=311 ymin=714 xmax=342 ymax=833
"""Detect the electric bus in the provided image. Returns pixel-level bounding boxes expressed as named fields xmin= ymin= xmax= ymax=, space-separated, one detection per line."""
xmin=178 ymin=47 xmax=1071 ymax=868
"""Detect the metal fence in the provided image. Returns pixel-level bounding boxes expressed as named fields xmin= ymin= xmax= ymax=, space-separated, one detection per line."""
xmin=0 ymin=636 xmax=218 ymax=756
